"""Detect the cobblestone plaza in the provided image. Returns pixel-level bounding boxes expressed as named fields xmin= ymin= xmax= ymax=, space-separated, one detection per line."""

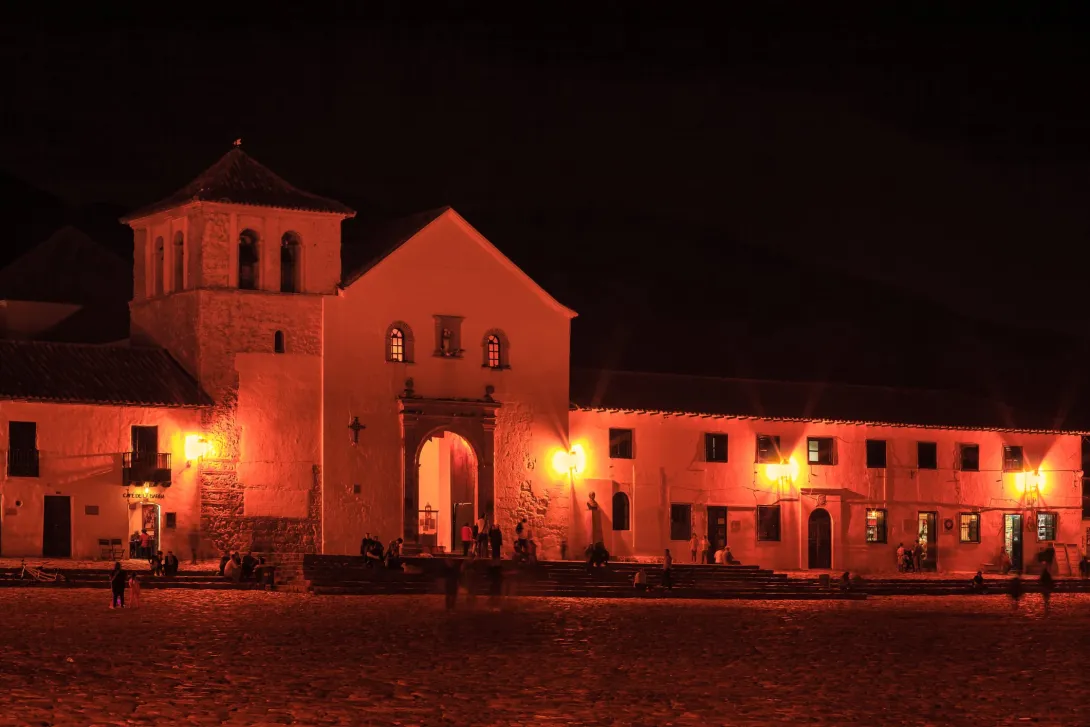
xmin=0 ymin=590 xmax=1086 ymax=726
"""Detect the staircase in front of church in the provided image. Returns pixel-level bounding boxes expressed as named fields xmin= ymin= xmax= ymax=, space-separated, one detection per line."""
xmin=302 ymin=556 xmax=864 ymax=600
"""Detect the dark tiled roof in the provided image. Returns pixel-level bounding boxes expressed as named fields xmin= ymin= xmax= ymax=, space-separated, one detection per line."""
xmin=570 ymin=368 xmax=1088 ymax=433
xmin=0 ymin=341 xmax=212 ymax=408
xmin=122 ymin=148 xmax=355 ymax=221
xmin=341 ymin=207 xmax=450 ymax=287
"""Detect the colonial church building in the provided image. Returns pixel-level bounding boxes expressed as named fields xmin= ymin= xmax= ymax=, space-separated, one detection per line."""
xmin=1 ymin=148 xmax=1087 ymax=573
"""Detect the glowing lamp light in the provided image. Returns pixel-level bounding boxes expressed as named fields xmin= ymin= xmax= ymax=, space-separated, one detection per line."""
xmin=143 ymin=485 xmax=150 ymax=495
xmin=763 ymin=457 xmax=800 ymax=484
xmin=184 ymin=435 xmax=211 ymax=461
xmin=1014 ymin=469 xmax=1045 ymax=496
xmin=551 ymin=443 xmax=587 ymax=476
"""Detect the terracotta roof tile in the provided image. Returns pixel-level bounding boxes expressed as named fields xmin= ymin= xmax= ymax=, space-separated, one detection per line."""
xmin=570 ymin=368 xmax=1087 ymax=433
xmin=0 ymin=340 xmax=212 ymax=408
xmin=122 ymin=148 xmax=355 ymax=221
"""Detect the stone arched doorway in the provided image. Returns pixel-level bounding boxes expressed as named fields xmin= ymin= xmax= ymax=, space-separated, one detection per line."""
xmin=808 ymin=508 xmax=832 ymax=569
xmin=400 ymin=396 xmax=498 ymax=544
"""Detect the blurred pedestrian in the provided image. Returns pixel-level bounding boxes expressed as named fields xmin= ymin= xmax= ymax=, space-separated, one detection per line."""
xmin=1040 ymin=568 xmax=1054 ymax=614
xmin=109 ymin=562 xmax=126 ymax=609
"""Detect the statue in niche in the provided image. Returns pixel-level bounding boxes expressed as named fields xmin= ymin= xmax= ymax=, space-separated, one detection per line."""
xmin=584 ymin=491 xmax=604 ymax=544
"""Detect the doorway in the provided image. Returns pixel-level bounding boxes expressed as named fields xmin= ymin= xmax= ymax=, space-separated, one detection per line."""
xmin=1004 ymin=513 xmax=1023 ymax=571
xmin=918 ymin=511 xmax=938 ymax=571
xmin=417 ymin=432 xmax=478 ymax=553
xmin=707 ymin=506 xmax=727 ymax=562
xmin=43 ymin=495 xmax=71 ymax=558
xmin=808 ymin=508 xmax=832 ymax=569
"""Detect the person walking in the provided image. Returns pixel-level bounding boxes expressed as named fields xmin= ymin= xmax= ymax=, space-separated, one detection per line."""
xmin=1040 ymin=568 xmax=1054 ymax=614
xmin=662 ymin=548 xmax=674 ymax=590
xmin=109 ymin=562 xmax=127 ymax=609
xmin=476 ymin=517 xmax=489 ymax=557
xmin=128 ymin=573 xmax=142 ymax=608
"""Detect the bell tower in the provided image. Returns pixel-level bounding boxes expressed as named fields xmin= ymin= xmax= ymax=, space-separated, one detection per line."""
xmin=123 ymin=145 xmax=355 ymax=555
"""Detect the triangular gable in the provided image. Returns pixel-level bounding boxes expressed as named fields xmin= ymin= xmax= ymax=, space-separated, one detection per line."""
xmin=342 ymin=207 xmax=577 ymax=319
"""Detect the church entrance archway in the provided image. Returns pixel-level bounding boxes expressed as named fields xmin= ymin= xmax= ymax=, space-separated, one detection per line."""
xmin=400 ymin=395 xmax=498 ymax=546
xmin=808 ymin=508 xmax=832 ymax=569
xmin=416 ymin=432 xmax=478 ymax=554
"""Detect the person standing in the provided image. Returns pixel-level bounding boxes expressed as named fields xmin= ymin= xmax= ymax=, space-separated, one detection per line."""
xmin=699 ymin=535 xmax=710 ymax=564
xmin=109 ymin=562 xmax=127 ymax=608
xmin=476 ymin=517 xmax=489 ymax=557
xmin=460 ymin=522 xmax=473 ymax=557
xmin=187 ymin=526 xmax=200 ymax=565
xmin=662 ymin=548 xmax=674 ymax=590
xmin=688 ymin=533 xmax=699 ymax=563
xmin=489 ymin=524 xmax=502 ymax=560
xmin=128 ymin=573 xmax=141 ymax=608
xmin=1040 ymin=568 xmax=1054 ymax=614
xmin=913 ymin=540 xmax=924 ymax=572
xmin=895 ymin=543 xmax=905 ymax=573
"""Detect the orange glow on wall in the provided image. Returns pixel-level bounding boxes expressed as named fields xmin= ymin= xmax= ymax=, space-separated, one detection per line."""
xmin=184 ymin=434 xmax=211 ymax=461
xmin=763 ymin=457 xmax=800 ymax=484
xmin=1013 ymin=469 xmax=1046 ymax=495
xmin=551 ymin=443 xmax=587 ymax=476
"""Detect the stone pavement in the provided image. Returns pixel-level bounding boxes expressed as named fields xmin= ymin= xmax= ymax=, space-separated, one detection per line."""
xmin=0 ymin=590 xmax=1086 ymax=726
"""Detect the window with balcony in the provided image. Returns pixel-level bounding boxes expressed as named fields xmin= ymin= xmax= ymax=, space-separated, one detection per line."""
xmin=7 ymin=421 xmax=39 ymax=477
xmin=125 ymin=425 xmax=171 ymax=486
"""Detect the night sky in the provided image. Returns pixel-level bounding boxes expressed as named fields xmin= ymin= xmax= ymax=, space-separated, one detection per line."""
xmin=3 ymin=6 xmax=1090 ymax=408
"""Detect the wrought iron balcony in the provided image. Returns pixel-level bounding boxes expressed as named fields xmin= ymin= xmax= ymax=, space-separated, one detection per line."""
xmin=122 ymin=452 xmax=172 ymax=486
xmin=6 ymin=448 xmax=39 ymax=478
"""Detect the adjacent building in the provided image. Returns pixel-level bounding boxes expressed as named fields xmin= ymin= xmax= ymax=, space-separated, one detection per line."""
xmin=1 ymin=148 xmax=1087 ymax=572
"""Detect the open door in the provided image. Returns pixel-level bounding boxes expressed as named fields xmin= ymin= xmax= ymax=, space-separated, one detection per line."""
xmin=1004 ymin=513 xmax=1023 ymax=571
xmin=918 ymin=511 xmax=938 ymax=571
xmin=808 ymin=508 xmax=832 ymax=569
xmin=43 ymin=495 xmax=71 ymax=558
xmin=706 ymin=506 xmax=727 ymax=561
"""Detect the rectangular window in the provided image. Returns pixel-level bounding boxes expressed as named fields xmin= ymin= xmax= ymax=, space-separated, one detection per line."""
xmin=165 ymin=512 xmax=177 ymax=529
xmin=755 ymin=434 xmax=781 ymax=464
xmin=669 ymin=504 xmax=692 ymax=541
xmin=865 ymin=508 xmax=887 ymax=543
xmin=704 ymin=433 xmax=728 ymax=463
xmin=84 ymin=505 xmax=99 ymax=516
xmin=959 ymin=444 xmax=980 ymax=472
xmin=1003 ymin=445 xmax=1024 ymax=472
xmin=1082 ymin=436 xmax=1090 ymax=475
xmin=959 ymin=512 xmax=981 ymax=543
xmin=807 ymin=437 xmax=835 ymax=465
xmin=1083 ymin=478 xmax=1090 ymax=520
xmin=917 ymin=442 xmax=938 ymax=470
xmin=757 ymin=505 xmax=781 ymax=541
xmin=866 ymin=439 xmax=887 ymax=469
xmin=7 ymin=421 xmax=39 ymax=477
xmin=609 ymin=429 xmax=634 ymax=459
xmin=1036 ymin=512 xmax=1057 ymax=541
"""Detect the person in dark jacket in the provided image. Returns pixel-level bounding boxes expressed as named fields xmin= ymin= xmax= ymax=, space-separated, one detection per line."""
xmin=109 ymin=562 xmax=127 ymax=608
xmin=489 ymin=524 xmax=502 ymax=560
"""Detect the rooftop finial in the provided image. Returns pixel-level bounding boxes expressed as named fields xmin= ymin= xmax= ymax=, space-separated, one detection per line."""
xmin=233 ymin=138 xmax=242 ymax=148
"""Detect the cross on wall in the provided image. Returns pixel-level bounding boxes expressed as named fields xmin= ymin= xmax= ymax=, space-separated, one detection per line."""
xmin=348 ymin=416 xmax=366 ymax=445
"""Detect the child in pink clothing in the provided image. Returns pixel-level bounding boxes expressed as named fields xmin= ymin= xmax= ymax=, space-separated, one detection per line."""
xmin=128 ymin=574 xmax=141 ymax=608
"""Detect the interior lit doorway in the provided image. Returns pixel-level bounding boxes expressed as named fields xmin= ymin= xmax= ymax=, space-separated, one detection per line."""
xmin=416 ymin=432 xmax=477 ymax=554
xmin=1004 ymin=513 xmax=1023 ymax=571
xmin=128 ymin=502 xmax=160 ymax=559
xmin=917 ymin=512 xmax=938 ymax=571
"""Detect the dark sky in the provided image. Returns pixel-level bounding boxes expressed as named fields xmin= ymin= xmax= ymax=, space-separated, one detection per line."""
xmin=3 ymin=5 xmax=1090 ymax=397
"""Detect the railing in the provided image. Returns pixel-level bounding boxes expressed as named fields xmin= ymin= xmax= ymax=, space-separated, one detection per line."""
xmin=6 ymin=449 xmax=39 ymax=478
xmin=122 ymin=451 xmax=172 ymax=486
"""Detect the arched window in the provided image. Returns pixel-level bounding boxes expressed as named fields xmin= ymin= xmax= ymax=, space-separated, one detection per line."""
xmin=172 ymin=232 xmax=185 ymax=292
xmin=274 ymin=330 xmax=285 ymax=354
xmin=281 ymin=231 xmax=302 ymax=293
xmin=612 ymin=492 xmax=630 ymax=531
xmin=153 ymin=236 xmax=165 ymax=296
xmin=386 ymin=322 xmax=414 ymax=363
xmin=481 ymin=329 xmax=510 ymax=369
xmin=238 ymin=229 xmax=259 ymax=290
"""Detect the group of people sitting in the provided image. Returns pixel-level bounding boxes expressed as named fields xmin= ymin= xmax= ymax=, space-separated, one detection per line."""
xmin=585 ymin=541 xmax=610 ymax=569
xmin=359 ymin=534 xmax=404 ymax=569
xmin=219 ymin=551 xmax=266 ymax=582
xmin=148 ymin=550 xmax=180 ymax=577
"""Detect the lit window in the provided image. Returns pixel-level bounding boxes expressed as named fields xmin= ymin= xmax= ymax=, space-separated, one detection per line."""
xmin=669 ymin=504 xmax=692 ymax=541
xmin=757 ymin=505 xmax=781 ymax=541
xmin=486 ymin=335 xmax=501 ymax=368
xmin=807 ymin=437 xmax=835 ymax=465
xmin=917 ymin=442 xmax=938 ymax=470
xmin=1036 ymin=512 xmax=1057 ymax=541
xmin=959 ymin=512 xmax=981 ymax=543
xmin=704 ymin=433 xmax=728 ymax=463
xmin=865 ymin=509 xmax=887 ymax=543
xmin=959 ymin=443 xmax=980 ymax=471
xmin=609 ymin=429 xmax=634 ymax=459
xmin=755 ymin=435 xmax=781 ymax=464
xmin=389 ymin=328 xmax=405 ymax=362
xmin=1003 ymin=445 xmax=1024 ymax=472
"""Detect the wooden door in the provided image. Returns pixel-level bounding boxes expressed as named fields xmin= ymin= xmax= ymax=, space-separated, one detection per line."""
xmin=43 ymin=495 xmax=71 ymax=558
xmin=131 ymin=425 xmax=158 ymax=466
xmin=706 ymin=506 xmax=728 ymax=559
xmin=808 ymin=508 xmax=832 ymax=569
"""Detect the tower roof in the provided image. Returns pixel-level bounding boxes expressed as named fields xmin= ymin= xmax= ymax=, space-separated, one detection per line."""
xmin=121 ymin=147 xmax=355 ymax=222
